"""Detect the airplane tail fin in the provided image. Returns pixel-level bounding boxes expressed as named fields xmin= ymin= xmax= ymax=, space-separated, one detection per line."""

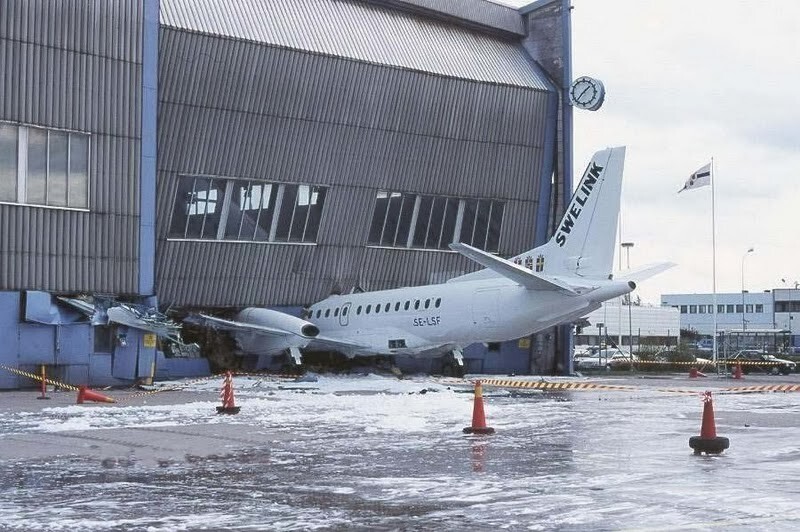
xmin=532 ymin=146 xmax=625 ymax=280
xmin=448 ymin=146 xmax=626 ymax=284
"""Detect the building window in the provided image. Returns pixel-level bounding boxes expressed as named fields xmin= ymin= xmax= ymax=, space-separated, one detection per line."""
xmin=169 ymin=176 xmax=326 ymax=243
xmin=745 ymin=304 xmax=753 ymax=313
xmin=698 ymin=305 xmax=706 ymax=314
xmin=0 ymin=122 xmax=90 ymax=209
xmin=367 ymin=190 xmax=504 ymax=252
xmin=755 ymin=304 xmax=763 ymax=313
xmin=689 ymin=305 xmax=697 ymax=314
xmin=726 ymin=304 xmax=734 ymax=313
xmin=717 ymin=305 xmax=725 ymax=313
xmin=735 ymin=304 xmax=743 ymax=313
xmin=680 ymin=305 xmax=687 ymax=314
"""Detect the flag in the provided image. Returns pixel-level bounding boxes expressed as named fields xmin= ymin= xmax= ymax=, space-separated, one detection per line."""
xmin=679 ymin=163 xmax=711 ymax=193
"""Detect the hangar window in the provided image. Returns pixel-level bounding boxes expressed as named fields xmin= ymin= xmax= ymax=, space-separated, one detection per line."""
xmin=726 ymin=304 xmax=734 ymax=313
xmin=0 ymin=122 xmax=90 ymax=209
xmin=367 ymin=190 xmax=504 ymax=252
xmin=169 ymin=176 xmax=327 ymax=243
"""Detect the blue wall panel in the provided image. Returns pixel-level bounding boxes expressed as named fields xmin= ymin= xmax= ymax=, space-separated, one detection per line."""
xmin=63 ymin=364 xmax=89 ymax=388
xmin=89 ymin=355 xmax=117 ymax=387
xmin=111 ymin=327 xmax=138 ymax=380
xmin=155 ymin=352 xmax=210 ymax=379
xmin=18 ymin=324 xmax=55 ymax=365
xmin=56 ymin=325 xmax=92 ymax=365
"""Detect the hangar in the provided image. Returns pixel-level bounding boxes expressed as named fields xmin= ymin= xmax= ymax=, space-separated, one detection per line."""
xmin=0 ymin=0 xmax=575 ymax=388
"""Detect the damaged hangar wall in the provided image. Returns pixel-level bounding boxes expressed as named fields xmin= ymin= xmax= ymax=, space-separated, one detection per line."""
xmin=155 ymin=0 xmax=558 ymax=309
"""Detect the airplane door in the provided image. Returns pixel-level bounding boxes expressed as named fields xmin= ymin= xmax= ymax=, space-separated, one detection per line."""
xmin=339 ymin=302 xmax=352 ymax=327
xmin=472 ymin=289 xmax=499 ymax=329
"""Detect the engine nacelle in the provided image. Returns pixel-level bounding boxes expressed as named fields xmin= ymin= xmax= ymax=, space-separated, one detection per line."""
xmin=236 ymin=308 xmax=320 ymax=338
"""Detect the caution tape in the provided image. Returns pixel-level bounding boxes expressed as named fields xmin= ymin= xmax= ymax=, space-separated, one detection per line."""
xmin=719 ymin=384 xmax=800 ymax=394
xmin=478 ymin=378 xmax=637 ymax=392
xmin=469 ymin=378 xmax=800 ymax=396
xmin=0 ymin=364 xmax=81 ymax=391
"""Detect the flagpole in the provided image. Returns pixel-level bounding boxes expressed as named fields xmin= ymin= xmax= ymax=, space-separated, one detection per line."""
xmin=711 ymin=157 xmax=718 ymax=365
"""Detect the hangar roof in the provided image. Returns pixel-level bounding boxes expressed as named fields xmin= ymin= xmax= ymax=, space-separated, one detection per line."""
xmin=160 ymin=0 xmax=550 ymax=90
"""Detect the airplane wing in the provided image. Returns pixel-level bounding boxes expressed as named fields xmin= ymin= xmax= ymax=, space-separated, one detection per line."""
xmin=187 ymin=313 xmax=296 ymax=338
xmin=450 ymin=242 xmax=577 ymax=294
xmin=614 ymin=262 xmax=676 ymax=283
xmin=306 ymin=335 xmax=372 ymax=351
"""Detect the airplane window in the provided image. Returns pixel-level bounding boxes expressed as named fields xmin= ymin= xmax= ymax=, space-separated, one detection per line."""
xmin=316 ymin=309 xmax=321 ymax=319
xmin=414 ymin=300 xmax=420 ymax=310
xmin=404 ymin=301 xmax=410 ymax=310
xmin=366 ymin=305 xmax=371 ymax=314
xmin=325 ymin=309 xmax=330 ymax=318
xmin=435 ymin=298 xmax=441 ymax=308
xmin=375 ymin=304 xmax=381 ymax=314
xmin=394 ymin=302 xmax=400 ymax=311
xmin=356 ymin=306 xmax=362 ymax=315
xmin=384 ymin=303 xmax=390 ymax=312
xmin=424 ymin=299 xmax=430 ymax=309
xmin=343 ymin=307 xmax=348 ymax=316
xmin=334 ymin=308 xmax=339 ymax=317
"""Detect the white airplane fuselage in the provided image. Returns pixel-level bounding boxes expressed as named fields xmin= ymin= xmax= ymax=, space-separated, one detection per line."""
xmin=306 ymin=277 xmax=633 ymax=357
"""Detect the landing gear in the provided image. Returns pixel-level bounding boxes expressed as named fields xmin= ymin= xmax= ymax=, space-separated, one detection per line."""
xmin=441 ymin=349 xmax=466 ymax=378
xmin=288 ymin=347 xmax=303 ymax=365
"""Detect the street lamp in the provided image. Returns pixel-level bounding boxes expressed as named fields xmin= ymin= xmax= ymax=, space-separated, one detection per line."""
xmin=741 ymin=247 xmax=754 ymax=333
xmin=621 ymin=242 xmax=635 ymax=361
xmin=781 ymin=278 xmax=798 ymax=347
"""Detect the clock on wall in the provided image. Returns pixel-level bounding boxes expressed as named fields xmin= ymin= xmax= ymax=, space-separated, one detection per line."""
xmin=569 ymin=76 xmax=605 ymax=111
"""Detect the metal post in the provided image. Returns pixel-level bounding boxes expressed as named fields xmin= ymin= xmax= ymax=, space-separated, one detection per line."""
xmin=741 ymin=247 xmax=753 ymax=333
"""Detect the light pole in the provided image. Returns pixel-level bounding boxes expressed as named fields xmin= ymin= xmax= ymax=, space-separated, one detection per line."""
xmin=621 ymin=242 xmax=635 ymax=361
xmin=781 ymin=278 xmax=798 ymax=348
xmin=741 ymin=247 xmax=754 ymax=334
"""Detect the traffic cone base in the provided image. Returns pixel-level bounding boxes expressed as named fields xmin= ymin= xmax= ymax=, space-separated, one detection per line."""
xmin=216 ymin=405 xmax=241 ymax=415
xmin=462 ymin=380 xmax=494 ymax=435
xmin=77 ymin=386 xmax=115 ymax=404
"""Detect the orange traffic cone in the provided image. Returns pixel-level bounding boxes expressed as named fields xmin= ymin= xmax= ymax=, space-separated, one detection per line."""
xmin=216 ymin=371 xmax=241 ymax=415
xmin=689 ymin=391 xmax=729 ymax=454
xmin=733 ymin=364 xmax=743 ymax=380
xmin=77 ymin=386 xmax=116 ymax=404
xmin=689 ymin=367 xmax=706 ymax=378
xmin=462 ymin=380 xmax=494 ymax=435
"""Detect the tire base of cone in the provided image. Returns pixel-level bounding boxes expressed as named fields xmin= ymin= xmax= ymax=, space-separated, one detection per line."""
xmin=216 ymin=405 xmax=241 ymax=415
xmin=689 ymin=435 xmax=730 ymax=454
xmin=463 ymin=426 xmax=495 ymax=435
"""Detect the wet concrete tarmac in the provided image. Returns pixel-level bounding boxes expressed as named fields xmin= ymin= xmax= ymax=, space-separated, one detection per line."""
xmin=1 ymin=373 xmax=799 ymax=531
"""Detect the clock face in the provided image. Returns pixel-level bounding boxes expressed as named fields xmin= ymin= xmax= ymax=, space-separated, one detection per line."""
xmin=569 ymin=76 xmax=605 ymax=111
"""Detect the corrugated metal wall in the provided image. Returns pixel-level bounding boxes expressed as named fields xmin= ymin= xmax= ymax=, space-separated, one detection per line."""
xmin=156 ymin=0 xmax=553 ymax=307
xmin=0 ymin=0 xmax=142 ymax=294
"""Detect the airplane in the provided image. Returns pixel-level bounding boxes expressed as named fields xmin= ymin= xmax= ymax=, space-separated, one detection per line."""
xmin=188 ymin=146 xmax=673 ymax=367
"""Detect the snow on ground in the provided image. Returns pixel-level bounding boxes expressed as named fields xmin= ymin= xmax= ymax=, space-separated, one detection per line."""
xmin=2 ymin=373 xmax=800 ymax=530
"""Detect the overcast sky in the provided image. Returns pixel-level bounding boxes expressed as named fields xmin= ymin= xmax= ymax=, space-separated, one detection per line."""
xmin=496 ymin=0 xmax=800 ymax=304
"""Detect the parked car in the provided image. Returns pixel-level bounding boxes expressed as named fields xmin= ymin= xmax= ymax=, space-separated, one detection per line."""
xmin=574 ymin=349 xmax=637 ymax=369
xmin=728 ymin=350 xmax=796 ymax=375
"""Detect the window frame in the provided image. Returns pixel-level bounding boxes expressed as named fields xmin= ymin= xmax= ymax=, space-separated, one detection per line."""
xmin=367 ymin=190 xmax=505 ymax=253
xmin=168 ymin=174 xmax=327 ymax=244
xmin=0 ymin=121 xmax=91 ymax=211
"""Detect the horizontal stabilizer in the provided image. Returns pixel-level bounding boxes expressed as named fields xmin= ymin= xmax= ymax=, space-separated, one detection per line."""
xmin=450 ymin=242 xmax=577 ymax=294
xmin=615 ymin=262 xmax=676 ymax=283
